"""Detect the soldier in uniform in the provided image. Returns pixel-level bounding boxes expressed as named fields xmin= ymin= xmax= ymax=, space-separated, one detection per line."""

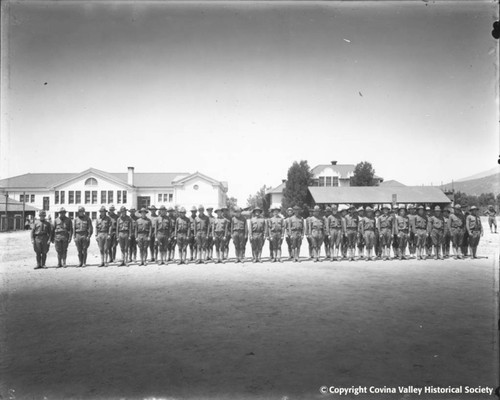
xmin=287 ymin=205 xmax=304 ymax=262
xmin=485 ymin=205 xmax=497 ymax=233
xmin=374 ymin=207 xmax=382 ymax=258
xmin=188 ymin=206 xmax=198 ymax=261
xmin=116 ymin=206 xmax=133 ymax=266
xmin=407 ymin=205 xmax=417 ymax=258
xmin=377 ymin=205 xmax=394 ymax=261
xmin=304 ymin=208 xmax=314 ymax=260
xmin=427 ymin=206 xmax=445 ymax=260
xmin=175 ymin=207 xmax=191 ymax=264
xmin=326 ymin=204 xmax=343 ymax=261
xmin=74 ymin=206 xmax=93 ymax=267
xmin=205 ymin=207 xmax=215 ymax=261
xmin=107 ymin=205 xmax=118 ymax=263
xmin=284 ymin=207 xmax=294 ymax=260
xmin=194 ymin=205 xmax=210 ymax=264
xmin=31 ymin=210 xmax=52 ymax=269
xmin=356 ymin=207 xmax=365 ymax=259
xmin=52 ymin=207 xmax=72 ymax=268
xmin=391 ymin=206 xmax=400 ymax=258
xmin=148 ymin=205 xmax=159 ymax=262
xmin=222 ymin=208 xmax=232 ymax=261
xmin=231 ymin=207 xmax=248 ymax=263
xmin=394 ymin=205 xmax=409 ymax=260
xmin=448 ymin=204 xmax=465 ymax=260
xmin=442 ymin=208 xmax=451 ymax=258
xmin=323 ymin=206 xmax=332 ymax=260
xmin=128 ymin=208 xmax=138 ymax=262
xmin=359 ymin=206 xmax=376 ymax=260
xmin=340 ymin=205 xmax=349 ymax=259
xmin=211 ymin=208 xmax=230 ymax=263
xmin=167 ymin=207 xmax=177 ymax=262
xmin=267 ymin=205 xmax=285 ymax=263
xmin=466 ymin=205 xmax=483 ymax=259
xmin=249 ymin=207 xmax=266 ymax=263
xmin=424 ymin=206 xmax=433 ymax=258
xmin=307 ymin=205 xmax=325 ymax=262
xmin=344 ymin=205 xmax=359 ymax=261
xmin=95 ymin=206 xmax=112 ymax=267
xmin=135 ymin=207 xmax=152 ymax=265
xmin=461 ymin=206 xmax=470 ymax=257
xmin=154 ymin=205 xmax=170 ymax=265
xmin=412 ymin=205 xmax=428 ymax=260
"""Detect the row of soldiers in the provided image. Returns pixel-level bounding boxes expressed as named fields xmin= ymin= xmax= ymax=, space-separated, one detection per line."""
xmin=31 ymin=202 xmax=484 ymax=269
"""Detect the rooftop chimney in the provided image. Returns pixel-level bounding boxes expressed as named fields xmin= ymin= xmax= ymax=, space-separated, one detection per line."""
xmin=331 ymin=161 xmax=337 ymax=165
xmin=282 ymin=179 xmax=286 ymax=183
xmin=127 ymin=167 xmax=134 ymax=186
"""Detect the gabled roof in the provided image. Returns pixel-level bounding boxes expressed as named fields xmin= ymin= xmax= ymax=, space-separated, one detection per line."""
xmin=0 ymin=173 xmax=74 ymax=189
xmin=172 ymin=171 xmax=225 ymax=188
xmin=0 ymin=197 xmax=40 ymax=212
xmin=266 ymin=181 xmax=286 ymax=194
xmin=114 ymin=173 xmax=189 ymax=187
xmin=309 ymin=186 xmax=451 ymax=204
xmin=379 ymin=179 xmax=406 ymax=187
xmin=311 ymin=164 xmax=355 ymax=179
xmin=49 ymin=168 xmax=134 ymax=189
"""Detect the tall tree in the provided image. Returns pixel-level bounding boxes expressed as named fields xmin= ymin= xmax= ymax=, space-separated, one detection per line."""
xmin=247 ymin=185 xmax=270 ymax=213
xmin=351 ymin=161 xmax=377 ymax=186
xmin=282 ymin=160 xmax=313 ymax=209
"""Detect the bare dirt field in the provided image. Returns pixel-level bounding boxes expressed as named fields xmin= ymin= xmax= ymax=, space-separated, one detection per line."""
xmin=1 ymin=219 xmax=498 ymax=400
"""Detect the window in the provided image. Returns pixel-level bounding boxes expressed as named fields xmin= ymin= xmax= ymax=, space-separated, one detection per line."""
xmin=69 ymin=191 xmax=74 ymax=204
xmin=108 ymin=191 xmax=113 ymax=204
xmin=158 ymin=194 xmax=162 ymax=202
xmin=122 ymin=191 xmax=127 ymax=203
xmin=60 ymin=191 xmax=65 ymax=204
xmin=85 ymin=191 xmax=90 ymax=204
xmin=85 ymin=178 xmax=98 ymax=186
xmin=55 ymin=191 xmax=59 ymax=204
xmin=31 ymin=195 xmax=35 ymax=202
xmin=319 ymin=177 xmax=325 ymax=187
xmin=332 ymin=177 xmax=339 ymax=187
xmin=326 ymin=177 xmax=332 ymax=187
xmin=117 ymin=191 xmax=122 ymax=204
xmin=75 ymin=191 xmax=81 ymax=204
xmin=91 ymin=212 xmax=97 ymax=220
xmin=168 ymin=193 xmax=173 ymax=202
xmin=20 ymin=194 xmax=24 ymax=202
xmin=43 ymin=197 xmax=49 ymax=211
xmin=101 ymin=191 xmax=106 ymax=204
xmin=138 ymin=196 xmax=151 ymax=209
xmin=92 ymin=191 xmax=97 ymax=204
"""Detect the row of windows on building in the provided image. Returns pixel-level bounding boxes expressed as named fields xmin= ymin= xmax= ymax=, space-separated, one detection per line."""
xmin=19 ymin=194 xmax=36 ymax=203
xmin=54 ymin=190 xmax=128 ymax=205
xmin=310 ymin=177 xmax=340 ymax=187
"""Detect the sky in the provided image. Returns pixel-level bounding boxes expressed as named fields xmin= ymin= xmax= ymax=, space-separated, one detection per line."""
xmin=1 ymin=0 xmax=498 ymax=204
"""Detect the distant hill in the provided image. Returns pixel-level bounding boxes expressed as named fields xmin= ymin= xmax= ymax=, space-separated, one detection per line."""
xmin=441 ymin=172 xmax=500 ymax=196
xmin=455 ymin=166 xmax=500 ymax=182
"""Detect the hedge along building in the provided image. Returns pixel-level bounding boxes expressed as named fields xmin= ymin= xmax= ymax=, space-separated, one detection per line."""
xmin=0 ymin=167 xmax=228 ymax=220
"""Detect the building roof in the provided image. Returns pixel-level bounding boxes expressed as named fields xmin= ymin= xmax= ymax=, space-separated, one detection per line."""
xmin=311 ymin=164 xmax=355 ymax=179
xmin=309 ymin=186 xmax=451 ymax=204
xmin=379 ymin=179 xmax=406 ymax=187
xmin=0 ymin=197 xmax=40 ymax=212
xmin=266 ymin=181 xmax=286 ymax=194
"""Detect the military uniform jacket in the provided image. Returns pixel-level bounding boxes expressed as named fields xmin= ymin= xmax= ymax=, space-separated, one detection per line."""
xmin=250 ymin=217 xmax=266 ymax=234
xmin=189 ymin=216 xmax=197 ymax=236
xmin=53 ymin=216 xmax=72 ymax=238
xmin=449 ymin=213 xmax=465 ymax=230
xmin=136 ymin=217 xmax=152 ymax=235
xmin=344 ymin=214 xmax=359 ymax=230
xmin=414 ymin=215 xmax=427 ymax=231
xmin=74 ymin=215 xmax=93 ymax=236
xmin=231 ymin=216 xmax=247 ymax=233
xmin=155 ymin=216 xmax=170 ymax=234
xmin=130 ymin=216 xmax=138 ymax=236
xmin=360 ymin=216 xmax=376 ymax=233
xmin=485 ymin=210 xmax=497 ymax=217
xmin=466 ymin=215 xmax=482 ymax=232
xmin=427 ymin=215 xmax=445 ymax=232
xmin=327 ymin=214 xmax=343 ymax=231
xmin=32 ymin=219 xmax=52 ymax=239
xmin=308 ymin=216 xmax=325 ymax=233
xmin=108 ymin=213 xmax=118 ymax=234
xmin=117 ymin=215 xmax=133 ymax=233
xmin=268 ymin=216 xmax=285 ymax=234
xmin=175 ymin=216 xmax=191 ymax=234
xmin=195 ymin=215 xmax=210 ymax=234
xmin=212 ymin=217 xmax=229 ymax=235
xmin=96 ymin=216 xmax=112 ymax=234
xmin=288 ymin=216 xmax=304 ymax=235
xmin=395 ymin=215 xmax=409 ymax=232
xmin=377 ymin=214 xmax=393 ymax=231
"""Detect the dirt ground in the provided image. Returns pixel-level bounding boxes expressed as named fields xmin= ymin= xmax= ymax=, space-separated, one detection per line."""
xmin=0 ymin=218 xmax=498 ymax=400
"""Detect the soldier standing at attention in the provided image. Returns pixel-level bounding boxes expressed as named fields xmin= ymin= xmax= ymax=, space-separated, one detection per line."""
xmin=194 ymin=205 xmax=210 ymax=264
xmin=412 ymin=205 xmax=428 ymax=260
xmin=95 ymin=206 xmax=112 ymax=267
xmin=304 ymin=208 xmax=314 ymax=260
xmin=222 ymin=208 xmax=232 ymax=261
xmin=32 ymin=210 xmax=52 ymax=269
xmin=211 ymin=208 xmax=230 ymax=263
xmin=206 ymin=207 xmax=215 ymax=261
xmin=391 ymin=206 xmax=400 ymax=258
xmin=175 ymin=207 xmax=191 ymax=264
xmin=284 ymin=207 xmax=294 ymax=260
xmin=74 ymin=206 xmax=93 ymax=267
xmin=166 ymin=207 xmax=177 ymax=262
xmin=344 ymin=205 xmax=359 ymax=261
xmin=188 ymin=206 xmax=198 ymax=261
xmin=377 ymin=205 xmax=394 ymax=261
xmin=287 ymin=206 xmax=304 ymax=262
xmin=485 ymin=205 xmax=497 ymax=233
xmin=307 ymin=205 xmax=325 ymax=262
xmin=461 ymin=206 xmax=470 ymax=257
xmin=154 ymin=205 xmax=170 ymax=265
xmin=466 ymin=205 xmax=483 ymax=259
xmin=52 ymin=207 xmax=72 ymax=268
xmin=448 ymin=204 xmax=466 ymax=260
xmin=116 ymin=206 xmax=133 ymax=266
xmin=267 ymin=205 xmax=285 ymax=263
xmin=148 ymin=205 xmax=159 ymax=262
xmin=231 ymin=207 xmax=248 ymax=263
xmin=424 ymin=206 xmax=433 ymax=258
xmin=356 ymin=207 xmax=366 ymax=259
xmin=249 ymin=207 xmax=266 ymax=263
xmin=327 ymin=204 xmax=344 ymax=261
xmin=394 ymin=205 xmax=409 ymax=260
xmin=107 ymin=205 xmax=118 ymax=263
xmin=442 ymin=208 xmax=451 ymax=258
xmin=360 ymin=206 xmax=376 ymax=261
xmin=340 ymin=205 xmax=349 ymax=259
xmin=427 ymin=206 xmax=445 ymax=260
xmin=128 ymin=208 xmax=138 ymax=263
xmin=135 ymin=207 xmax=152 ymax=266
xmin=407 ymin=205 xmax=417 ymax=258
xmin=323 ymin=207 xmax=332 ymax=260
xmin=374 ymin=207 xmax=382 ymax=259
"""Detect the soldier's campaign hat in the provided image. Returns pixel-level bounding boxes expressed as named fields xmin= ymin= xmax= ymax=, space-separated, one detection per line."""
xmin=287 ymin=207 xmax=293 ymax=212
xmin=198 ymin=205 xmax=205 ymax=210
xmin=325 ymin=206 xmax=332 ymax=212
xmin=179 ymin=207 xmax=187 ymax=213
xmin=99 ymin=206 xmax=107 ymax=213
xmin=39 ymin=210 xmax=46 ymax=216
xmin=470 ymin=205 xmax=478 ymax=211
xmin=167 ymin=206 xmax=175 ymax=212
xmin=253 ymin=207 xmax=263 ymax=213
xmin=425 ymin=206 xmax=431 ymax=211
xmin=148 ymin=205 xmax=157 ymax=211
xmin=365 ymin=206 xmax=373 ymax=212
xmin=120 ymin=206 xmax=127 ymax=212
xmin=489 ymin=204 xmax=494 ymax=209
xmin=206 ymin=207 xmax=214 ymax=211
xmin=214 ymin=207 xmax=222 ymax=213
xmin=313 ymin=205 xmax=321 ymax=212
xmin=139 ymin=207 xmax=149 ymax=213
xmin=454 ymin=204 xmax=462 ymax=209
xmin=159 ymin=205 xmax=167 ymax=210
xmin=443 ymin=208 xmax=451 ymax=213
xmin=348 ymin=204 xmax=355 ymax=210
xmin=381 ymin=204 xmax=390 ymax=210
xmin=357 ymin=207 xmax=364 ymax=212
xmin=399 ymin=204 xmax=406 ymax=209
xmin=417 ymin=205 xmax=424 ymax=210
xmin=234 ymin=207 xmax=242 ymax=212
xmin=331 ymin=204 xmax=338 ymax=209
xmin=109 ymin=205 xmax=116 ymax=211
xmin=270 ymin=204 xmax=281 ymax=211
xmin=293 ymin=205 xmax=302 ymax=211
xmin=78 ymin=206 xmax=86 ymax=212
xmin=129 ymin=208 xmax=136 ymax=212
xmin=408 ymin=204 xmax=415 ymax=209
xmin=434 ymin=206 xmax=441 ymax=211
xmin=59 ymin=207 xmax=66 ymax=212
xmin=190 ymin=206 xmax=198 ymax=212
